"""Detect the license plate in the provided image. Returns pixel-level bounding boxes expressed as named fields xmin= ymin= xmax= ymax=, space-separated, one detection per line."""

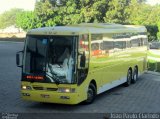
xmin=40 ymin=94 xmax=50 ymax=98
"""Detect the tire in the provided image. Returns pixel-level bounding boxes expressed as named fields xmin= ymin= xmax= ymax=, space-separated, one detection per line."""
xmin=131 ymin=67 xmax=138 ymax=84
xmin=124 ymin=69 xmax=132 ymax=87
xmin=84 ymin=83 xmax=96 ymax=104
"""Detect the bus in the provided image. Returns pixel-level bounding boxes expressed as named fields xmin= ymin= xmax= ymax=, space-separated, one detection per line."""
xmin=16 ymin=23 xmax=148 ymax=104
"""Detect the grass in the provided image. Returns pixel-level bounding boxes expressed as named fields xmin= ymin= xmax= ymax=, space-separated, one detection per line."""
xmin=148 ymin=62 xmax=160 ymax=72
xmin=147 ymin=50 xmax=160 ymax=72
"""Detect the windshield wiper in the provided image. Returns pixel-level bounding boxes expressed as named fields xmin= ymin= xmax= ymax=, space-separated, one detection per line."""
xmin=47 ymin=65 xmax=60 ymax=85
xmin=46 ymin=73 xmax=60 ymax=85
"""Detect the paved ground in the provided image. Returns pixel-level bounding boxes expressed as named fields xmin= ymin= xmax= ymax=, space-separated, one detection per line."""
xmin=0 ymin=42 xmax=160 ymax=118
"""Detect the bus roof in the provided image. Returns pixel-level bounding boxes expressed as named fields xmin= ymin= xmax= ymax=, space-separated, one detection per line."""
xmin=27 ymin=23 xmax=147 ymax=36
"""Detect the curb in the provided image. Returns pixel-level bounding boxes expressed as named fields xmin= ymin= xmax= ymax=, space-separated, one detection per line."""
xmin=0 ymin=41 xmax=23 ymax=43
xmin=145 ymin=71 xmax=160 ymax=76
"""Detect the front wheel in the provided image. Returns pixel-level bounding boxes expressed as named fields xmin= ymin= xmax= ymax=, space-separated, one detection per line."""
xmin=84 ymin=83 xmax=96 ymax=104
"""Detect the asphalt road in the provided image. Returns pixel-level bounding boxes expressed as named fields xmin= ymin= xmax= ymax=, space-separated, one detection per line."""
xmin=0 ymin=42 xmax=160 ymax=118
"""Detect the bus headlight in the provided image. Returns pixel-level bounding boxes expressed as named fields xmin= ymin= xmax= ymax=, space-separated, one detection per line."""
xmin=58 ymin=88 xmax=75 ymax=93
xmin=21 ymin=85 xmax=32 ymax=90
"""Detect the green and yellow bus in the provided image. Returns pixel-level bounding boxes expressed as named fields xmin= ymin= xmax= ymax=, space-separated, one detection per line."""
xmin=16 ymin=23 xmax=148 ymax=104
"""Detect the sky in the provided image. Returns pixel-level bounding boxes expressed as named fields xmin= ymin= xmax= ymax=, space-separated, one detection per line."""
xmin=146 ymin=0 xmax=160 ymax=5
xmin=0 ymin=0 xmax=160 ymax=14
xmin=0 ymin=0 xmax=36 ymax=14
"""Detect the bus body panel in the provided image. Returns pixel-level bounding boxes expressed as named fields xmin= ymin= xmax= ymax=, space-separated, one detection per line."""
xmin=19 ymin=23 xmax=148 ymax=104
xmin=21 ymin=81 xmax=88 ymax=104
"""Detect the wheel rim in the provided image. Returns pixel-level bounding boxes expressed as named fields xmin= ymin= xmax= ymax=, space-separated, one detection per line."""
xmin=127 ymin=70 xmax=131 ymax=85
xmin=133 ymin=68 xmax=138 ymax=81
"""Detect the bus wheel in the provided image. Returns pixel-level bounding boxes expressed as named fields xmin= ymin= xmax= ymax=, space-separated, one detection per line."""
xmin=85 ymin=83 xmax=96 ymax=104
xmin=132 ymin=67 xmax=138 ymax=84
xmin=124 ymin=69 xmax=132 ymax=87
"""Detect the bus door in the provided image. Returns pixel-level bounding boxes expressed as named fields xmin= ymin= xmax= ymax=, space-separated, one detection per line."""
xmin=77 ymin=34 xmax=89 ymax=85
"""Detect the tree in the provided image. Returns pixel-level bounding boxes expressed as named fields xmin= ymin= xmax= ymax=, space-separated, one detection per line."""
xmin=0 ymin=8 xmax=23 ymax=28
xmin=34 ymin=0 xmax=57 ymax=26
xmin=16 ymin=11 xmax=41 ymax=31
xmin=33 ymin=0 xmax=110 ymax=26
xmin=14 ymin=0 xmax=160 ymax=42
xmin=53 ymin=0 xmax=82 ymax=25
xmin=79 ymin=0 xmax=109 ymax=23
xmin=146 ymin=25 xmax=158 ymax=42
xmin=104 ymin=0 xmax=130 ymax=24
xmin=157 ymin=22 xmax=160 ymax=41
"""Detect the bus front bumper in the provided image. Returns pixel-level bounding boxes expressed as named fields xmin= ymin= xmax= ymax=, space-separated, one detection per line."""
xmin=21 ymin=90 xmax=80 ymax=104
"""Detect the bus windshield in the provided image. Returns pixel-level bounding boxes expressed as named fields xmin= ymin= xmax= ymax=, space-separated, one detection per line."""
xmin=23 ymin=35 xmax=77 ymax=84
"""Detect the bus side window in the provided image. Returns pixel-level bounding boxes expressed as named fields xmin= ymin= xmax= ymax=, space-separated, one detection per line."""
xmin=103 ymin=34 xmax=114 ymax=51
xmin=126 ymin=41 xmax=131 ymax=48
xmin=103 ymin=41 xmax=114 ymax=50
xmin=114 ymin=41 xmax=126 ymax=49
xmin=91 ymin=34 xmax=103 ymax=56
xmin=131 ymin=38 xmax=139 ymax=47
xmin=143 ymin=38 xmax=148 ymax=46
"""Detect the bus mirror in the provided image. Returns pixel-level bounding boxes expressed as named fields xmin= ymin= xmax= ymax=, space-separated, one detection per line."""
xmin=16 ymin=51 xmax=23 ymax=67
xmin=80 ymin=52 xmax=86 ymax=68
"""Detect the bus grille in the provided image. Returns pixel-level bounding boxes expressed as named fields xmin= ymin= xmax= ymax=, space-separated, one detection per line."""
xmin=46 ymin=88 xmax=58 ymax=91
xmin=33 ymin=87 xmax=43 ymax=90
xmin=33 ymin=87 xmax=57 ymax=91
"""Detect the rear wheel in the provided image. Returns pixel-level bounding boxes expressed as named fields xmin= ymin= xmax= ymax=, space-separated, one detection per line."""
xmin=132 ymin=67 xmax=138 ymax=84
xmin=124 ymin=69 xmax=132 ymax=87
xmin=85 ymin=83 xmax=96 ymax=104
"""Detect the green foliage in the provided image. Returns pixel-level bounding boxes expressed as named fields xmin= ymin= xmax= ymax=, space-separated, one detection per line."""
xmin=16 ymin=11 xmax=42 ymax=31
xmin=14 ymin=0 xmax=160 ymax=41
xmin=104 ymin=0 xmax=130 ymax=24
xmin=128 ymin=1 xmax=149 ymax=25
xmin=129 ymin=3 xmax=160 ymax=26
xmin=128 ymin=2 xmax=160 ymax=41
xmin=34 ymin=0 xmax=109 ymax=25
xmin=34 ymin=0 xmax=57 ymax=26
xmin=146 ymin=25 xmax=158 ymax=42
xmin=79 ymin=0 xmax=108 ymax=23
xmin=0 ymin=8 xmax=23 ymax=28
xmin=157 ymin=22 xmax=160 ymax=41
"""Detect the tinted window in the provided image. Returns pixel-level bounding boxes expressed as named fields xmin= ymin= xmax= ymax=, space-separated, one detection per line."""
xmin=103 ymin=41 xmax=114 ymax=50
xmin=131 ymin=39 xmax=140 ymax=47
xmin=115 ymin=41 xmax=126 ymax=49
xmin=91 ymin=34 xmax=103 ymax=56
